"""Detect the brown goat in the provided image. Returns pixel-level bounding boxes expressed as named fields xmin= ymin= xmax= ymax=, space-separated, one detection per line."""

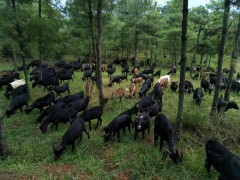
xmin=200 ymin=70 xmax=209 ymax=79
xmin=0 ymin=70 xmax=13 ymax=77
xmin=110 ymin=88 xmax=128 ymax=102
xmin=129 ymin=83 xmax=137 ymax=98
xmin=131 ymin=77 xmax=143 ymax=86
xmin=86 ymin=80 xmax=93 ymax=97
xmin=134 ymin=68 xmax=139 ymax=74
xmin=101 ymin=64 xmax=107 ymax=72
xmin=160 ymin=78 xmax=169 ymax=89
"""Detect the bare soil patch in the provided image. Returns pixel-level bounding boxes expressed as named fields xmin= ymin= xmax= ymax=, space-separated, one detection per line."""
xmin=114 ymin=170 xmax=131 ymax=180
xmin=0 ymin=172 xmax=34 ymax=180
xmin=40 ymin=164 xmax=91 ymax=179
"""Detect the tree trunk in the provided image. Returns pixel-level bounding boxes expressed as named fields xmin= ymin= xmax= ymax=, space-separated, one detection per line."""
xmin=121 ymin=35 xmax=124 ymax=58
xmin=38 ymin=0 xmax=42 ymax=80
xmin=204 ymin=54 xmax=208 ymax=66
xmin=12 ymin=50 xmax=17 ymax=72
xmin=87 ymin=0 xmax=96 ymax=65
xmin=224 ymin=13 xmax=240 ymax=101
xmin=208 ymin=52 xmax=212 ymax=68
xmin=145 ymin=38 xmax=149 ymax=60
xmin=190 ymin=24 xmax=202 ymax=77
xmin=133 ymin=9 xmax=138 ymax=67
xmin=134 ymin=30 xmax=138 ymax=67
xmin=211 ymin=0 xmax=230 ymax=116
xmin=176 ymin=0 xmax=188 ymax=141
xmin=96 ymin=0 xmax=104 ymax=107
xmin=12 ymin=0 xmax=29 ymax=95
xmin=200 ymin=53 xmax=204 ymax=65
xmin=0 ymin=115 xmax=7 ymax=159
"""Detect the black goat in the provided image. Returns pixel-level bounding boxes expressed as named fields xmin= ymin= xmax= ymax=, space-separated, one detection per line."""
xmin=153 ymin=70 xmax=161 ymax=78
xmin=150 ymin=83 xmax=163 ymax=102
xmin=132 ymin=95 xmax=155 ymax=114
xmin=139 ymin=83 xmax=150 ymax=98
xmin=107 ymin=67 xmax=116 ymax=76
xmin=134 ymin=111 xmax=151 ymax=140
xmin=6 ymin=94 xmax=29 ymax=117
xmin=55 ymin=92 xmax=84 ymax=104
xmin=49 ymin=83 xmax=70 ymax=97
xmin=4 ymin=84 xmax=27 ymax=99
xmin=103 ymin=109 xmax=133 ymax=142
xmin=108 ymin=75 xmax=121 ymax=87
xmin=167 ymin=67 xmax=176 ymax=75
xmin=36 ymin=102 xmax=65 ymax=123
xmin=26 ymin=92 xmax=55 ymax=114
xmin=0 ymin=76 xmax=14 ymax=90
xmin=205 ymin=139 xmax=240 ymax=179
xmin=81 ymin=70 xmax=93 ymax=81
xmin=58 ymin=72 xmax=73 ymax=83
xmin=118 ymin=74 xmax=128 ymax=81
xmin=140 ymin=68 xmax=154 ymax=76
xmin=53 ymin=117 xmax=90 ymax=160
xmin=66 ymin=97 xmax=89 ymax=113
xmin=237 ymin=72 xmax=240 ymax=80
xmin=40 ymin=107 xmax=77 ymax=133
xmin=170 ymin=81 xmax=178 ymax=92
xmin=201 ymin=78 xmax=213 ymax=94
xmin=32 ymin=76 xmax=59 ymax=91
xmin=80 ymin=106 xmax=104 ymax=131
xmin=185 ymin=80 xmax=193 ymax=93
xmin=193 ymin=88 xmax=204 ymax=105
xmin=209 ymin=73 xmax=217 ymax=86
xmin=217 ymin=95 xmax=239 ymax=113
xmin=149 ymin=101 xmax=162 ymax=118
xmin=154 ymin=113 xmax=183 ymax=164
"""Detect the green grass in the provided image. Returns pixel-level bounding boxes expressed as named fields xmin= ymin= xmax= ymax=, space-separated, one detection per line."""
xmin=0 ymin=56 xmax=240 ymax=179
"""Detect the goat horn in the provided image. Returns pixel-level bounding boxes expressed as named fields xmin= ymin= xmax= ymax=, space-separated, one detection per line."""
xmin=166 ymin=149 xmax=172 ymax=154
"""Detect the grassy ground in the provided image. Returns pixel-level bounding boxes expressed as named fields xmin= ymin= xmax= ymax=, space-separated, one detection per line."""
xmin=0 ymin=56 xmax=240 ymax=180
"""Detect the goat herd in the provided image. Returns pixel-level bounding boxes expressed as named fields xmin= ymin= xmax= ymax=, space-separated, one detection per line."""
xmin=0 ymin=58 xmax=240 ymax=179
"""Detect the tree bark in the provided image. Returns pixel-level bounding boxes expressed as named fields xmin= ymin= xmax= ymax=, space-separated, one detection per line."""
xmin=224 ymin=13 xmax=240 ymax=101
xmin=87 ymin=0 xmax=96 ymax=65
xmin=11 ymin=0 xmax=17 ymax=73
xmin=12 ymin=50 xmax=17 ymax=72
xmin=190 ymin=24 xmax=202 ymax=77
xmin=96 ymin=0 xmax=104 ymax=107
xmin=134 ymin=9 xmax=138 ymax=67
xmin=0 ymin=115 xmax=7 ymax=159
xmin=200 ymin=52 xmax=204 ymax=65
xmin=12 ymin=0 xmax=29 ymax=95
xmin=176 ymin=0 xmax=188 ymax=141
xmin=121 ymin=35 xmax=124 ymax=58
xmin=211 ymin=0 xmax=230 ymax=116
xmin=38 ymin=0 xmax=42 ymax=80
